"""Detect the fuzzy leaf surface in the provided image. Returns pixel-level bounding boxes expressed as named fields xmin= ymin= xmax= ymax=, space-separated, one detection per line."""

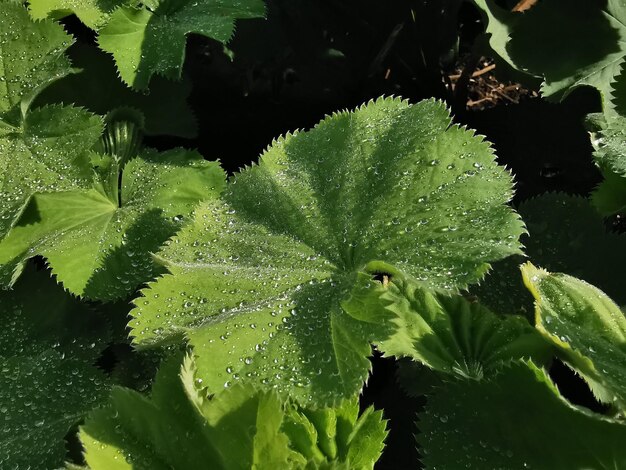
xmin=523 ymin=263 xmax=626 ymax=410
xmin=81 ymin=354 xmax=386 ymax=469
xmin=474 ymin=193 xmax=626 ymax=315
xmin=418 ymin=361 xmax=626 ymax=469
xmin=0 ymin=148 xmax=225 ymax=300
xmin=97 ymin=0 xmax=266 ymax=89
xmin=507 ymin=0 xmax=626 ymax=104
xmin=0 ymin=266 xmax=110 ymax=469
xmin=29 ymin=0 xmax=125 ymax=29
xmin=0 ymin=3 xmax=74 ymax=122
xmin=0 ymin=5 xmax=104 ymax=239
xmin=0 ymin=104 xmax=103 ymax=243
xmin=591 ymin=114 xmax=626 ymax=215
xmin=130 ymin=98 xmax=524 ymax=404
xmin=342 ymin=270 xmax=550 ymax=379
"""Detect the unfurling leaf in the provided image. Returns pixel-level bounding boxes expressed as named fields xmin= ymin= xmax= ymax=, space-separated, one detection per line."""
xmin=343 ymin=270 xmax=551 ymax=379
xmin=80 ymin=354 xmax=387 ymax=469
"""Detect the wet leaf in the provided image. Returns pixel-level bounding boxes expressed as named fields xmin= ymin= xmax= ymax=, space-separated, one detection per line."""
xmin=130 ymin=97 xmax=525 ymax=404
xmin=0 ymin=265 xmax=110 ymax=469
xmin=523 ymin=263 xmax=626 ymax=410
xmin=0 ymin=148 xmax=226 ymax=300
xmin=343 ymin=270 xmax=551 ymax=379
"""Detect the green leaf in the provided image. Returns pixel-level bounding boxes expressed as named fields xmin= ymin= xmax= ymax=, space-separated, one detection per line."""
xmin=0 ymin=148 xmax=226 ymax=300
xmin=130 ymin=98 xmax=525 ymax=404
xmin=29 ymin=0 xmax=125 ymax=30
xmin=507 ymin=0 xmax=626 ymax=104
xmin=283 ymin=398 xmax=387 ymax=469
xmin=36 ymin=44 xmax=198 ymax=138
xmin=522 ymin=263 xmax=626 ymax=410
xmin=342 ymin=270 xmax=551 ymax=379
xmin=81 ymin=354 xmax=386 ymax=469
xmin=471 ymin=0 xmax=520 ymax=67
xmin=592 ymin=170 xmax=626 ymax=215
xmin=418 ymin=361 xmax=626 ymax=469
xmin=0 ymin=104 xmax=103 ymax=242
xmin=594 ymin=113 xmax=626 ymax=177
xmin=0 ymin=3 xmax=74 ymax=123
xmin=589 ymin=113 xmax=626 ymax=216
xmin=473 ymin=193 xmax=626 ymax=314
xmin=97 ymin=0 xmax=266 ymax=89
xmin=0 ymin=265 xmax=110 ymax=469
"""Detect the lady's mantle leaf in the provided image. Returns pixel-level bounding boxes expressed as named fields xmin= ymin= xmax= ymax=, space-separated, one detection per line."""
xmin=591 ymin=114 xmax=626 ymax=215
xmin=474 ymin=193 xmax=626 ymax=315
xmin=0 ymin=148 xmax=226 ymax=300
xmin=522 ymin=263 xmax=626 ymax=410
xmin=130 ymin=97 xmax=524 ymax=404
xmin=342 ymin=270 xmax=551 ymax=379
xmin=0 ymin=3 xmax=73 ymax=122
xmin=29 ymin=0 xmax=125 ymax=30
xmin=80 ymin=354 xmax=386 ymax=469
xmin=418 ymin=361 xmax=626 ymax=469
xmin=0 ymin=4 xmax=104 ymax=242
xmin=97 ymin=0 xmax=266 ymax=89
xmin=507 ymin=0 xmax=626 ymax=104
xmin=0 ymin=266 xmax=110 ymax=469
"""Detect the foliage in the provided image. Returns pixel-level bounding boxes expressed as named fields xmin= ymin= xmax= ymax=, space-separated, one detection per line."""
xmin=1 ymin=0 xmax=626 ymax=467
xmin=81 ymin=354 xmax=387 ymax=469
xmin=129 ymin=97 xmax=524 ymax=405
xmin=0 ymin=265 xmax=110 ymax=469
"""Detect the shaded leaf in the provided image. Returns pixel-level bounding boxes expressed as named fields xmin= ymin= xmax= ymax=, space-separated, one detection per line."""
xmin=474 ymin=193 xmax=626 ymax=314
xmin=418 ymin=361 xmax=626 ymax=469
xmin=129 ymin=97 xmax=525 ymax=404
xmin=508 ymin=0 xmax=626 ymax=105
xmin=97 ymin=0 xmax=266 ymax=89
xmin=0 ymin=265 xmax=110 ymax=469
xmin=36 ymin=44 xmax=198 ymax=138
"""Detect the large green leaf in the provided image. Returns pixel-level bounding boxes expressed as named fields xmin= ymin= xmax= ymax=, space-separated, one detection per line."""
xmin=523 ymin=263 xmax=626 ymax=410
xmin=129 ymin=97 xmax=525 ymax=404
xmin=473 ymin=193 xmax=626 ymax=315
xmin=0 ymin=3 xmax=74 ymax=123
xmin=507 ymin=0 xmax=626 ymax=104
xmin=0 ymin=265 xmax=110 ymax=469
xmin=342 ymin=270 xmax=551 ymax=379
xmin=36 ymin=44 xmax=198 ymax=138
xmin=0 ymin=147 xmax=225 ymax=300
xmin=418 ymin=361 xmax=626 ymax=469
xmin=81 ymin=354 xmax=386 ymax=469
xmin=97 ymin=0 xmax=266 ymax=89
